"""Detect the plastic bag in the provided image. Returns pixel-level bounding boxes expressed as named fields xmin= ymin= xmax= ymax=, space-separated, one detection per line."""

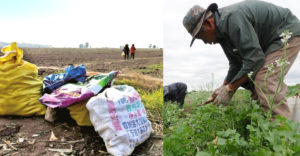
xmin=43 ymin=64 xmax=86 ymax=94
xmin=40 ymin=83 xmax=94 ymax=108
xmin=40 ymin=71 xmax=119 ymax=108
xmin=0 ymin=42 xmax=46 ymax=116
xmin=86 ymin=85 xmax=152 ymax=156
xmin=122 ymin=52 xmax=125 ymax=57
xmin=85 ymin=71 xmax=119 ymax=94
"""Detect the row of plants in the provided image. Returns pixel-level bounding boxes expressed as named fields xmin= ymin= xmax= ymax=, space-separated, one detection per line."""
xmin=164 ymin=88 xmax=300 ymax=155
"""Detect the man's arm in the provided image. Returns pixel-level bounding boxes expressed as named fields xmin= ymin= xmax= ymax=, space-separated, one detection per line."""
xmin=226 ymin=13 xmax=265 ymax=90
xmin=222 ymin=48 xmax=242 ymax=85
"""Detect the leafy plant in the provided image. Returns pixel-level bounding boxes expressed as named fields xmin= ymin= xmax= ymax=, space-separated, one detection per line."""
xmin=164 ymin=89 xmax=300 ymax=155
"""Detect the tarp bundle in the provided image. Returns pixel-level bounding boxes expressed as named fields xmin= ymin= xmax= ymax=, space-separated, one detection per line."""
xmin=40 ymin=71 xmax=119 ymax=108
xmin=40 ymin=71 xmax=119 ymax=126
xmin=43 ymin=65 xmax=86 ymax=94
xmin=0 ymin=42 xmax=46 ymax=116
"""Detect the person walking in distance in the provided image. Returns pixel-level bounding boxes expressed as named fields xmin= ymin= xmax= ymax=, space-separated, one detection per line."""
xmin=130 ymin=44 xmax=136 ymax=60
xmin=123 ymin=44 xmax=130 ymax=60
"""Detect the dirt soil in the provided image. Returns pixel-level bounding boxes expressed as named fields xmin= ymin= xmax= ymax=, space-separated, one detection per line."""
xmin=23 ymin=48 xmax=163 ymax=78
xmin=0 ymin=48 xmax=163 ymax=156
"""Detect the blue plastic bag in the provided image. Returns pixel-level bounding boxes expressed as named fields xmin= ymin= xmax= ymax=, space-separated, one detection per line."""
xmin=43 ymin=65 xmax=86 ymax=94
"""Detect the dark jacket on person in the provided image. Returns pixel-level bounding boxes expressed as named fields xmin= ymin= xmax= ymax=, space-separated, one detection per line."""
xmin=123 ymin=45 xmax=130 ymax=53
xmin=163 ymin=82 xmax=187 ymax=108
xmin=214 ymin=0 xmax=300 ymax=84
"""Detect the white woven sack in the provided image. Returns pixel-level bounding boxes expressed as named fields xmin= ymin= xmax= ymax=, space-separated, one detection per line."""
xmin=86 ymin=85 xmax=152 ymax=156
xmin=287 ymin=95 xmax=300 ymax=124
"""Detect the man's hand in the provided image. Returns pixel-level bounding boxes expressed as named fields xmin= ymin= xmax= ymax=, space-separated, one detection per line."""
xmin=201 ymin=85 xmax=224 ymax=105
xmin=211 ymin=85 xmax=224 ymax=99
xmin=213 ymin=85 xmax=235 ymax=105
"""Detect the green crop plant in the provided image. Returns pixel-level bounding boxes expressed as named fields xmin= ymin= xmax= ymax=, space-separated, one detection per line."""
xmin=164 ymin=89 xmax=300 ymax=155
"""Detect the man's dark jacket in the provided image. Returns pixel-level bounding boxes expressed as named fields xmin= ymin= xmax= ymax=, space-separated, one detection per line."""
xmin=214 ymin=0 xmax=300 ymax=83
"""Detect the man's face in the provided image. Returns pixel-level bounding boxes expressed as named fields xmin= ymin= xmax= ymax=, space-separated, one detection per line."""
xmin=195 ymin=17 xmax=217 ymax=44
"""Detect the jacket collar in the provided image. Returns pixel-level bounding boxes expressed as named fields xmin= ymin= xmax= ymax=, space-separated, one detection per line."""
xmin=214 ymin=11 xmax=224 ymax=43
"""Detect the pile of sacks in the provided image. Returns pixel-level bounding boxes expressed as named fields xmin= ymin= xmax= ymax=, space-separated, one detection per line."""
xmin=0 ymin=43 xmax=152 ymax=156
xmin=40 ymin=64 xmax=119 ymax=126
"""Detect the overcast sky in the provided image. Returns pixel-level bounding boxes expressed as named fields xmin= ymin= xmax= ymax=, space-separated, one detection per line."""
xmin=0 ymin=0 xmax=163 ymax=48
xmin=163 ymin=0 xmax=300 ymax=91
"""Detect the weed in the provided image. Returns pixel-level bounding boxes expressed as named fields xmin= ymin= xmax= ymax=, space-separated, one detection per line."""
xmin=248 ymin=30 xmax=293 ymax=119
xmin=139 ymin=62 xmax=163 ymax=74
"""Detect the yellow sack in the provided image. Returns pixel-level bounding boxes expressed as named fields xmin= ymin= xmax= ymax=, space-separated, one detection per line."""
xmin=67 ymin=100 xmax=92 ymax=126
xmin=0 ymin=42 xmax=46 ymax=116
